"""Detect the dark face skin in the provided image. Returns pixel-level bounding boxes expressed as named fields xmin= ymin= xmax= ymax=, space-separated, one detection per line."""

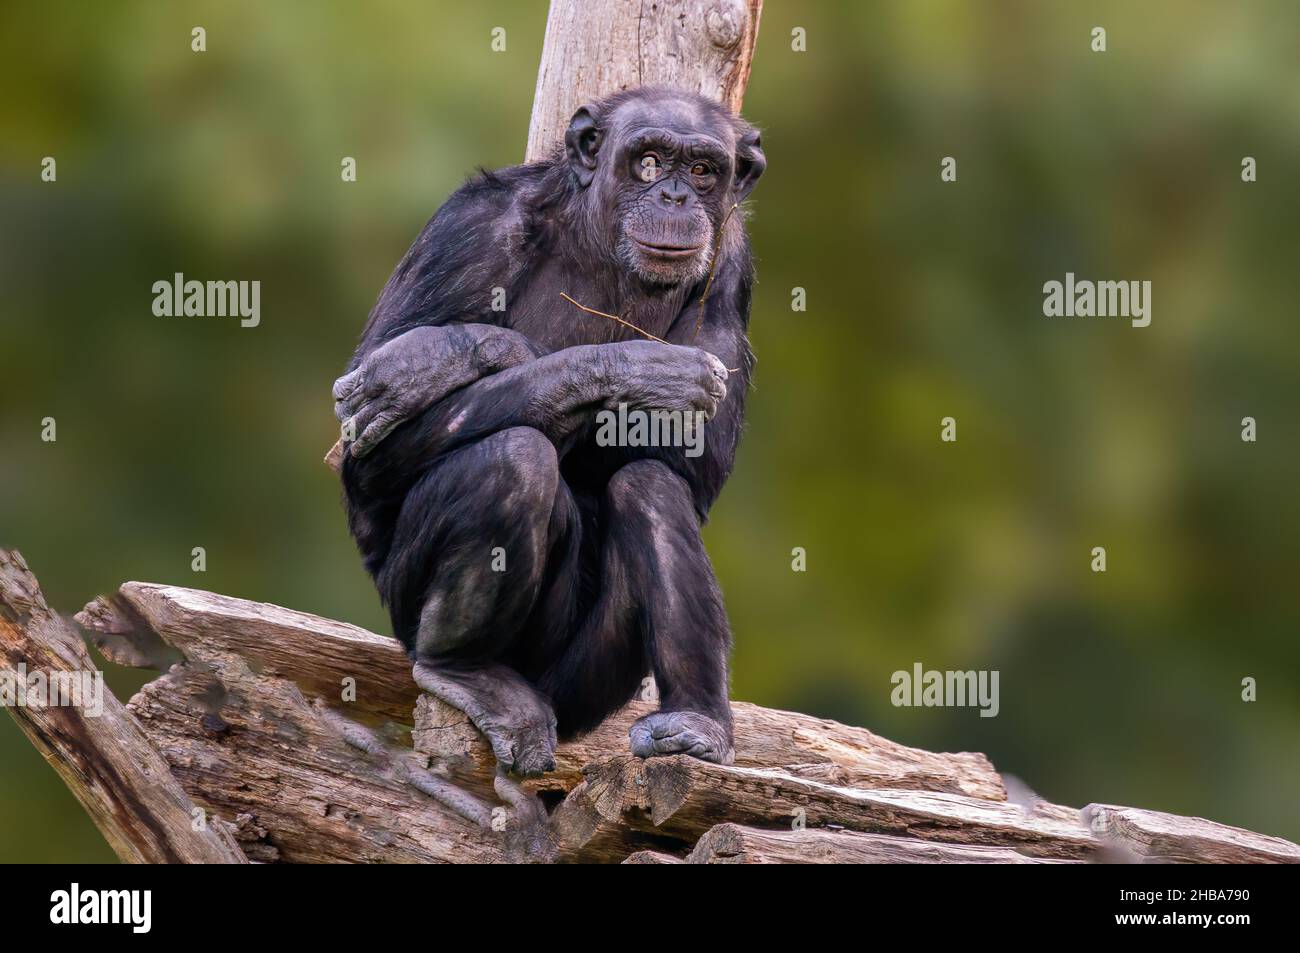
xmin=567 ymin=95 xmax=745 ymax=286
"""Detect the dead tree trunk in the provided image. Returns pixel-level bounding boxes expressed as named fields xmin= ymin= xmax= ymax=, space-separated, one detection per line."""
xmin=3 ymin=548 xmax=1298 ymax=863
xmin=0 ymin=551 xmax=245 ymax=864
xmin=525 ymin=0 xmax=763 ymax=161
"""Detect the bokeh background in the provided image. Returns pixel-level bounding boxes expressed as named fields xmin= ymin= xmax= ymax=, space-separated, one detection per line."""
xmin=2 ymin=1 xmax=1297 ymax=862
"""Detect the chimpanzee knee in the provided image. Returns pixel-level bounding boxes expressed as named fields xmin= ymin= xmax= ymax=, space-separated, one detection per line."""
xmin=480 ymin=426 xmax=560 ymax=519
xmin=379 ymin=426 xmax=560 ymax=654
xmin=605 ymin=459 xmax=692 ymax=522
xmin=604 ymin=461 xmax=704 ymax=588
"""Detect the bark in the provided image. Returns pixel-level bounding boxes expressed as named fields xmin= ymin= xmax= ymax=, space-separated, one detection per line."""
xmin=74 ymin=576 xmax=1009 ymax=863
xmin=555 ymin=755 xmax=1099 ymax=861
xmin=412 ymin=693 xmax=1006 ymax=801
xmin=525 ymin=0 xmax=764 ymax=161
xmin=0 ymin=549 xmax=1291 ymax=864
xmin=682 ymin=823 xmax=1082 ymax=864
xmin=1082 ymin=804 xmax=1300 ymax=864
xmin=0 ymin=551 xmax=246 ymax=864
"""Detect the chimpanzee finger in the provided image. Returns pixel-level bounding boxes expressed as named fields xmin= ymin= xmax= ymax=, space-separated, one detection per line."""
xmin=334 ymin=388 xmax=366 ymax=423
xmin=332 ymin=369 xmax=363 ymax=402
xmin=352 ymin=407 xmax=406 ymax=458
xmin=342 ymin=393 xmax=379 ymax=440
xmin=702 ymin=352 xmax=729 ymax=383
xmin=337 ymin=375 xmax=393 ymax=422
xmin=336 ymin=365 xmax=391 ymax=409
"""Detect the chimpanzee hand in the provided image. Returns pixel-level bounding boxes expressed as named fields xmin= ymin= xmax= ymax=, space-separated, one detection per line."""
xmin=601 ymin=341 xmax=729 ymax=419
xmin=333 ymin=325 xmax=536 ymax=457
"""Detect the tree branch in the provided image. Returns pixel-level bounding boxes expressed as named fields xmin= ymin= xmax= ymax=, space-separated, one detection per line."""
xmin=0 ymin=550 xmax=246 ymax=864
xmin=54 ymin=566 xmax=1299 ymax=864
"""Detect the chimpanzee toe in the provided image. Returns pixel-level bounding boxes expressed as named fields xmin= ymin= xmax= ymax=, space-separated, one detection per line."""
xmin=629 ymin=710 xmax=734 ymax=765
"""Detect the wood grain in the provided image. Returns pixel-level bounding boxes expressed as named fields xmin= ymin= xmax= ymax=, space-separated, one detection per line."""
xmin=413 ymin=692 xmax=1007 ymax=800
xmin=525 ymin=0 xmax=764 ymax=161
xmin=5 ymin=565 xmax=1291 ymax=865
xmin=1083 ymin=804 xmax=1300 ymax=864
xmin=0 ymin=550 xmax=246 ymax=864
xmin=560 ymin=755 xmax=1098 ymax=861
xmin=685 ymin=823 xmax=1083 ymax=864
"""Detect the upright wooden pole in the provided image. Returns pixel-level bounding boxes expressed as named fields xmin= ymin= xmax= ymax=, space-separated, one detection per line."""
xmin=525 ymin=0 xmax=764 ymax=161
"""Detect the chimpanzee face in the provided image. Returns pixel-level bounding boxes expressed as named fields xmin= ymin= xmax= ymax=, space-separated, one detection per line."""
xmin=565 ymin=89 xmax=765 ymax=286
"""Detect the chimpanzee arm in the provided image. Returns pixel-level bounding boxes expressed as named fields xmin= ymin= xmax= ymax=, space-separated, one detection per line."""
xmin=606 ymin=252 xmax=756 ymax=517
xmin=334 ymin=323 xmax=542 ymax=457
xmin=354 ymin=340 xmax=730 ymax=472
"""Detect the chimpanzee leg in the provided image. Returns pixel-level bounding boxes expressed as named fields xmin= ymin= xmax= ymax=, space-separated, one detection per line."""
xmin=382 ymin=426 xmax=561 ymax=775
xmin=540 ymin=459 xmax=734 ymax=763
xmin=534 ymin=485 xmax=650 ymax=738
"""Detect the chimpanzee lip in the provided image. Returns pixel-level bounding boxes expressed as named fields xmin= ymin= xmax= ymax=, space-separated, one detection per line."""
xmin=633 ymin=238 xmax=704 ymax=258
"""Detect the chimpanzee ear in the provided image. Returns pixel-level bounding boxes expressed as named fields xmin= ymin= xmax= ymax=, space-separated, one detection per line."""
xmin=564 ymin=106 xmax=601 ymax=188
xmin=732 ymin=127 xmax=766 ymax=202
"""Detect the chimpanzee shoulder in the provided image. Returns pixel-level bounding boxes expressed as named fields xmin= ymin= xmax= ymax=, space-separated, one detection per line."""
xmin=356 ymin=161 xmax=562 ymax=355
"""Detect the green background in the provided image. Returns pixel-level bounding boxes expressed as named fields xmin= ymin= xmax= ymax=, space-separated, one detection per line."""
xmin=2 ymin=1 xmax=1297 ymax=862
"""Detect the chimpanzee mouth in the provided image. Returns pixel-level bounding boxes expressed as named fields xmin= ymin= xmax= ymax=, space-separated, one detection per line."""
xmin=632 ymin=239 xmax=704 ymax=259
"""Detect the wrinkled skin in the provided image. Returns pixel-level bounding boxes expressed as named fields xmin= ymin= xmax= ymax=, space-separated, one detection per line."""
xmin=334 ymin=325 xmax=540 ymax=457
xmin=336 ymin=87 xmax=765 ymax=775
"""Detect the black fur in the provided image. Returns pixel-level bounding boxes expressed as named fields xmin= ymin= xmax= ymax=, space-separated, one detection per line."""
xmin=334 ymin=87 xmax=765 ymax=770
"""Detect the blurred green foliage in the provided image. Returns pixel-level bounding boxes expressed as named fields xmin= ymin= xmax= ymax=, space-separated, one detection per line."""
xmin=1 ymin=1 xmax=1297 ymax=862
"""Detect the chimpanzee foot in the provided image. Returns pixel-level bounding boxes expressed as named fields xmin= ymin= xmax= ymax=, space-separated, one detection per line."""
xmin=483 ymin=716 xmax=557 ymax=778
xmin=413 ymin=661 xmax=557 ymax=776
xmin=629 ymin=710 xmax=735 ymax=765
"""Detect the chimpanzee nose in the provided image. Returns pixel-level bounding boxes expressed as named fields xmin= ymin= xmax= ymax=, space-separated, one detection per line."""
xmin=658 ymin=180 xmax=690 ymax=207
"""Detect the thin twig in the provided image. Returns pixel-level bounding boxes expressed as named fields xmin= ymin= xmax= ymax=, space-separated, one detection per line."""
xmin=559 ymin=292 xmax=670 ymax=344
xmin=560 ymin=292 xmax=739 ymax=373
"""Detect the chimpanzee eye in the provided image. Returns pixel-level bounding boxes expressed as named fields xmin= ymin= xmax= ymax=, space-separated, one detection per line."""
xmin=638 ymin=153 xmax=662 ymax=182
xmin=690 ymin=162 xmax=711 ymax=177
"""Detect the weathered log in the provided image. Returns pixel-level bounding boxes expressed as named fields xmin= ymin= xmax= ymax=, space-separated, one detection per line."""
xmin=77 ymin=582 xmax=541 ymax=863
xmin=1082 ymin=804 xmax=1300 ymax=865
xmin=4 ymin=559 xmax=1296 ymax=864
xmin=0 ymin=550 xmax=247 ymax=864
xmin=413 ymin=693 xmax=1006 ymax=801
xmin=560 ymin=755 xmax=1099 ymax=860
xmin=75 ymin=579 xmax=1012 ymax=862
xmin=80 ymin=582 xmax=416 ymax=725
xmin=684 ymin=823 xmax=1082 ymax=864
xmin=80 ymin=581 xmax=1005 ymax=803
xmin=119 ymin=648 xmax=516 ymax=863
xmin=623 ymin=850 xmax=686 ymax=864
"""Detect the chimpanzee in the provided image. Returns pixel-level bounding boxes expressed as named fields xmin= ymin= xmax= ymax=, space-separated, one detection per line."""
xmin=333 ymin=86 xmax=765 ymax=775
